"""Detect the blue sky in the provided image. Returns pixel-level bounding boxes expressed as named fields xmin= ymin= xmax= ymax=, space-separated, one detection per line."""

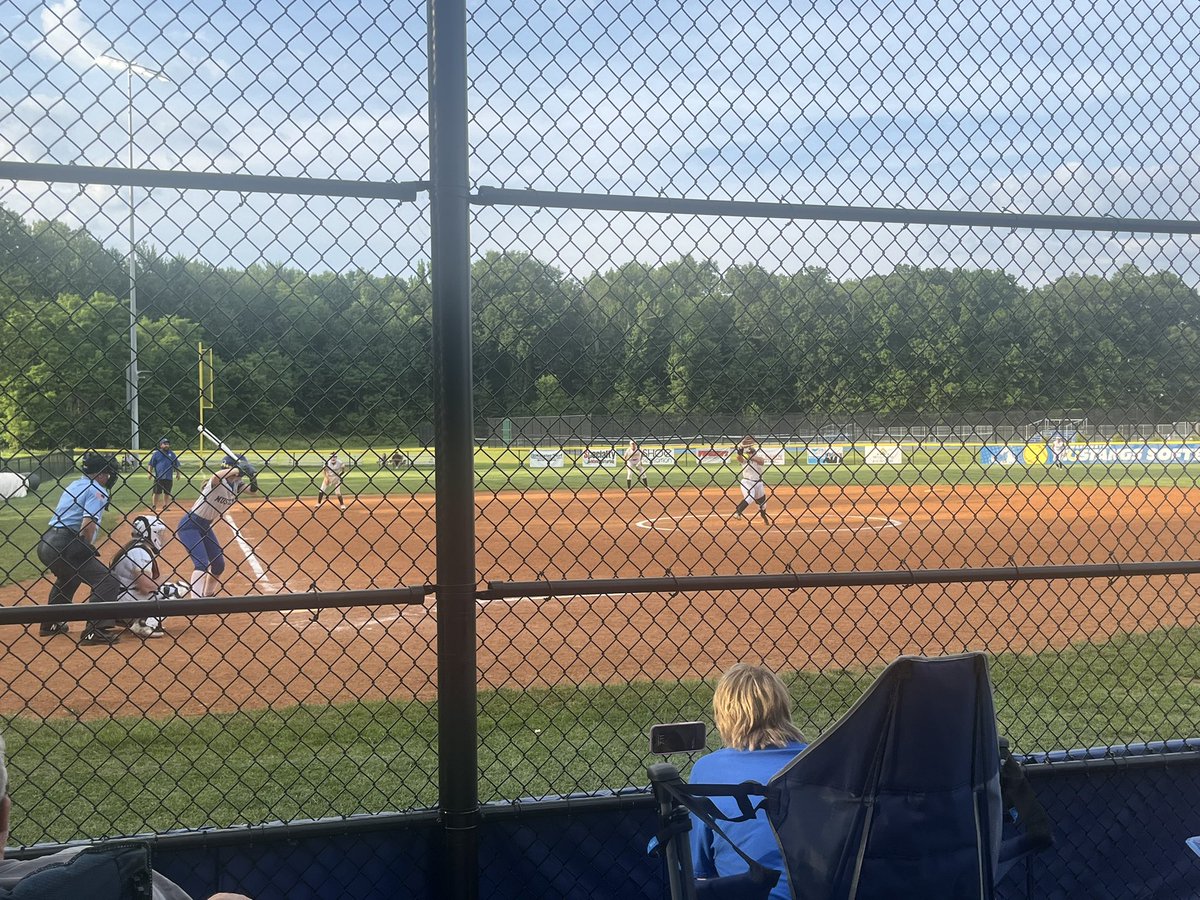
xmin=1 ymin=0 xmax=1198 ymax=283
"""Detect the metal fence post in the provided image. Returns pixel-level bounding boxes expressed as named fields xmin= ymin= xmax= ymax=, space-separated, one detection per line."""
xmin=429 ymin=0 xmax=479 ymax=896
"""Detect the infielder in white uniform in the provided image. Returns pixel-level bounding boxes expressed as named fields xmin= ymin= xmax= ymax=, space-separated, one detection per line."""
xmin=177 ymin=456 xmax=257 ymax=598
xmin=625 ymin=440 xmax=648 ymax=488
xmin=733 ymin=435 xmax=771 ymax=524
xmin=317 ymin=453 xmax=346 ymax=510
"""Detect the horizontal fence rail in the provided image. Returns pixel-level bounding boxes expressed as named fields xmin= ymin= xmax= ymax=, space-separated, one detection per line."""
xmin=472 ymin=187 xmax=1200 ymax=234
xmin=483 ymin=561 xmax=1200 ymax=600
xmin=0 ymin=587 xmax=431 ymax=625
xmin=0 ymin=162 xmax=429 ymax=201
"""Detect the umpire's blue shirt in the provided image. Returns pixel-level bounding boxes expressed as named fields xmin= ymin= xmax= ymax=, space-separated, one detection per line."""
xmin=48 ymin=476 xmax=109 ymax=532
xmin=149 ymin=448 xmax=180 ymax=478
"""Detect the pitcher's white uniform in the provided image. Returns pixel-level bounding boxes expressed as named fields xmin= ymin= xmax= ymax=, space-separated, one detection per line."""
xmin=733 ymin=437 xmax=771 ymax=524
xmin=740 ymin=449 xmax=767 ymax=503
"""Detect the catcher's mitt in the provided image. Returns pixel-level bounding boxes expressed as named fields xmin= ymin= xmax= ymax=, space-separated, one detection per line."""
xmin=156 ymin=581 xmax=190 ymax=600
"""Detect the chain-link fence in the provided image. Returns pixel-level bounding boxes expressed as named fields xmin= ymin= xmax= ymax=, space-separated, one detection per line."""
xmin=3 ymin=0 xmax=1200 ymax=897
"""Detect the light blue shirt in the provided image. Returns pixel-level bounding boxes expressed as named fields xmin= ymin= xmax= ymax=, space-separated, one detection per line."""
xmin=48 ymin=476 xmax=109 ymax=532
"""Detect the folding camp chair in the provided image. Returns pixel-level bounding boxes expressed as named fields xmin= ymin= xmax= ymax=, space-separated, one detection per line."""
xmin=0 ymin=843 xmax=153 ymax=899
xmin=649 ymin=653 xmax=1051 ymax=900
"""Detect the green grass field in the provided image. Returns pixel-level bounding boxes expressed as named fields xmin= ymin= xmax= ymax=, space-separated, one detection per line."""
xmin=3 ymin=452 xmax=1199 ymax=587
xmin=3 ymin=624 xmax=1198 ymax=845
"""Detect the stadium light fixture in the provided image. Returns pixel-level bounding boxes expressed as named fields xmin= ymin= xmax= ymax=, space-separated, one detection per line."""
xmin=93 ymin=54 xmax=172 ymax=453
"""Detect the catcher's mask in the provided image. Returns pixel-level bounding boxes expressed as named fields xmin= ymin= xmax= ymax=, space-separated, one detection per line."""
xmin=131 ymin=514 xmax=167 ymax=552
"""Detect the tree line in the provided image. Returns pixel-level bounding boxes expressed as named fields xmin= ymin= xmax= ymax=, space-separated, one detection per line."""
xmin=1 ymin=204 xmax=1198 ymax=450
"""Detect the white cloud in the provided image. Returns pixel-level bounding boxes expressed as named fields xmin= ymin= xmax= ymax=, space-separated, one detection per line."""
xmin=36 ymin=0 xmax=104 ymax=70
xmin=4 ymin=0 xmax=1199 ymax=288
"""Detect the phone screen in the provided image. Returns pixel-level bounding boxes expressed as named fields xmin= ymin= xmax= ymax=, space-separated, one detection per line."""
xmin=649 ymin=721 xmax=707 ymax=754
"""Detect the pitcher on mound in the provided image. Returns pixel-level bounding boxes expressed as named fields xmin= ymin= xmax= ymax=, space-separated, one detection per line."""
xmin=733 ymin=435 xmax=771 ymax=525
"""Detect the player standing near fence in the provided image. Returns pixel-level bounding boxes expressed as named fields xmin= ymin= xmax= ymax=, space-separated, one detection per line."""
xmin=35 ymin=452 xmax=123 ymax=644
xmin=177 ymin=456 xmax=257 ymax=598
xmin=147 ymin=436 xmax=182 ymax=511
xmin=1049 ymin=434 xmax=1068 ymax=469
xmin=625 ymin=439 xmax=648 ymax=488
xmin=317 ymin=452 xmax=346 ymax=511
xmin=733 ymin=435 xmax=771 ymax=525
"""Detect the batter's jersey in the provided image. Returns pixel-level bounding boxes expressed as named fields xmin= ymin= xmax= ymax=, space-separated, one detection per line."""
xmin=188 ymin=475 xmax=241 ymax=522
xmin=112 ymin=545 xmax=157 ymax=603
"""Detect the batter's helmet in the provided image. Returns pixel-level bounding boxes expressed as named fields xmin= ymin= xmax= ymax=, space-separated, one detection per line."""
xmin=224 ymin=454 xmax=258 ymax=491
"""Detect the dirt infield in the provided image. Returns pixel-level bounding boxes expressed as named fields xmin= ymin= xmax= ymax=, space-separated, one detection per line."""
xmin=3 ymin=482 xmax=1200 ymax=719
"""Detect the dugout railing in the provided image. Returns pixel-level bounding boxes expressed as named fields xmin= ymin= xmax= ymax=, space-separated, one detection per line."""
xmin=6 ymin=0 xmax=1200 ymax=897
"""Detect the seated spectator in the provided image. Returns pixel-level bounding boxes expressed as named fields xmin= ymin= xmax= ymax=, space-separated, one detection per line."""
xmin=689 ymin=663 xmax=808 ymax=900
xmin=0 ymin=732 xmax=252 ymax=900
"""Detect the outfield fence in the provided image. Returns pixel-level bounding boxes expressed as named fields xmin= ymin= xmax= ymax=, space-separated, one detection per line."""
xmin=4 ymin=0 xmax=1200 ymax=898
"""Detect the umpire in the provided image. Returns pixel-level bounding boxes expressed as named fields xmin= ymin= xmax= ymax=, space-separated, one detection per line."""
xmin=36 ymin=452 xmax=123 ymax=645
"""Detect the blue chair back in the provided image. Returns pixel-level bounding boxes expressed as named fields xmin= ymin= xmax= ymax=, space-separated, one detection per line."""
xmin=765 ymin=653 xmax=1003 ymax=900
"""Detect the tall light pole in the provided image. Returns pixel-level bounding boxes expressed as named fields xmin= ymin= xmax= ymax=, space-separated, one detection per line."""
xmin=94 ymin=54 xmax=170 ymax=453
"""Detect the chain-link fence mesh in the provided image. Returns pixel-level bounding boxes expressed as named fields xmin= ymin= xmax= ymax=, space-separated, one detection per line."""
xmin=3 ymin=0 xmax=1200 ymax=896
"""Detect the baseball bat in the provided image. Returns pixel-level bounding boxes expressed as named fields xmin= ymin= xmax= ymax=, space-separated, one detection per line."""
xmin=197 ymin=425 xmax=240 ymax=463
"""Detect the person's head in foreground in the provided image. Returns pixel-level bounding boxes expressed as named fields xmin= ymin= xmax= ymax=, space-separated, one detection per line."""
xmin=713 ymin=662 xmax=805 ymax=751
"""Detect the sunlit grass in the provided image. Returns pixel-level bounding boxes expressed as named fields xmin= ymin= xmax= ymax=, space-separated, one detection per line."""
xmin=5 ymin=626 xmax=1199 ymax=845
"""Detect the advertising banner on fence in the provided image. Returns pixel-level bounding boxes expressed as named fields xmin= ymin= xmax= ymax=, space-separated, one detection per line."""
xmin=806 ymin=445 xmax=846 ymax=465
xmin=528 ymin=449 xmax=564 ymax=468
xmin=980 ymin=446 xmax=1030 ymax=466
xmin=864 ymin=444 xmax=904 ymax=465
xmin=581 ymin=447 xmax=620 ymax=467
xmin=1060 ymin=443 xmax=1200 ymax=465
xmin=642 ymin=448 xmax=678 ymax=466
xmin=693 ymin=447 xmax=735 ymax=465
xmin=761 ymin=446 xmax=788 ymax=465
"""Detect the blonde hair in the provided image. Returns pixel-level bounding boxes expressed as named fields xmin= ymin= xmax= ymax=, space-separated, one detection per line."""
xmin=713 ymin=663 xmax=805 ymax=751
